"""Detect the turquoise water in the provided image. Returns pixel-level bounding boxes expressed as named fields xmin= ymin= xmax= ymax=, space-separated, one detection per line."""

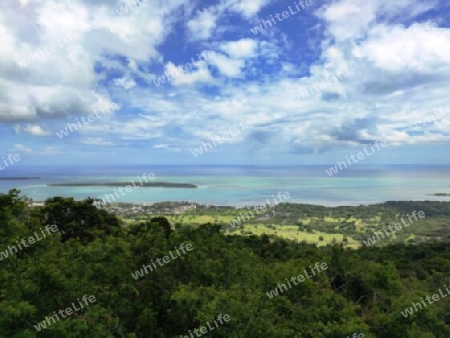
xmin=1 ymin=165 xmax=449 ymax=206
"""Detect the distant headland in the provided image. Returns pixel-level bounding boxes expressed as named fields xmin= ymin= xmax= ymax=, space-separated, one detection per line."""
xmin=48 ymin=182 xmax=197 ymax=189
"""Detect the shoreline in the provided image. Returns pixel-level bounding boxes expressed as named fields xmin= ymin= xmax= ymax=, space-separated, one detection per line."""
xmin=28 ymin=199 xmax=450 ymax=209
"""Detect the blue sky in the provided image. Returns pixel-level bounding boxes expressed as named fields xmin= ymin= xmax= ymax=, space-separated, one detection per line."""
xmin=1 ymin=0 xmax=450 ymax=166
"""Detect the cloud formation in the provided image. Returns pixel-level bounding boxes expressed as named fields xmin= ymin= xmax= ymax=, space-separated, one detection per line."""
xmin=1 ymin=0 xmax=449 ymax=164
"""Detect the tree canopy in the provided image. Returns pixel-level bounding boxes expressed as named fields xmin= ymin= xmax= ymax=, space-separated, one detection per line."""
xmin=0 ymin=190 xmax=449 ymax=337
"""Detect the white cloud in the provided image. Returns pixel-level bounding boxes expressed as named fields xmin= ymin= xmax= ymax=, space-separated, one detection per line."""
xmin=208 ymin=53 xmax=245 ymax=78
xmin=13 ymin=143 xmax=32 ymax=153
xmin=318 ymin=0 xmax=435 ymax=41
xmin=355 ymin=23 xmax=450 ymax=72
xmin=80 ymin=137 xmax=114 ymax=146
xmin=18 ymin=0 xmax=31 ymax=10
xmin=168 ymin=62 xmax=216 ymax=86
xmin=22 ymin=124 xmax=52 ymax=136
xmin=113 ymin=77 xmax=136 ymax=89
xmin=220 ymin=39 xmax=258 ymax=58
xmin=153 ymin=144 xmax=168 ymax=149
xmin=0 ymin=0 xmax=184 ymax=123
xmin=186 ymin=9 xmax=217 ymax=41
xmin=226 ymin=0 xmax=273 ymax=18
xmin=2 ymin=0 xmax=450 ymax=160
xmin=186 ymin=0 xmax=273 ymax=42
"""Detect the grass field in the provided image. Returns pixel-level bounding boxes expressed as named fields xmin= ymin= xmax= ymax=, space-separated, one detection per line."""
xmin=165 ymin=215 xmax=237 ymax=224
xmin=224 ymin=224 xmax=360 ymax=248
xmin=120 ymin=214 xmax=370 ymax=248
xmin=119 ymin=208 xmax=439 ymax=249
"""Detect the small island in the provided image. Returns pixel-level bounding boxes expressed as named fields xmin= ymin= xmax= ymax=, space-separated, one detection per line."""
xmin=427 ymin=193 xmax=450 ymax=197
xmin=0 ymin=177 xmax=40 ymax=180
xmin=48 ymin=182 xmax=197 ymax=189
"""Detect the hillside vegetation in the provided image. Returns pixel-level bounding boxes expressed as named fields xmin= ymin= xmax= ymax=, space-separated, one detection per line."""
xmin=1 ymin=190 xmax=450 ymax=337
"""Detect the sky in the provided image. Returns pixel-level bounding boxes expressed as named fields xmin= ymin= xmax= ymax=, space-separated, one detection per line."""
xmin=1 ymin=0 xmax=450 ymax=166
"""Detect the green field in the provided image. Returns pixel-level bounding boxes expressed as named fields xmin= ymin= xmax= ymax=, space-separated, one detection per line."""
xmin=119 ymin=201 xmax=450 ymax=248
xmin=224 ymin=224 xmax=360 ymax=248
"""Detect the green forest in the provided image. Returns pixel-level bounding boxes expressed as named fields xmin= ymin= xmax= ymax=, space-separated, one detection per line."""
xmin=1 ymin=189 xmax=450 ymax=337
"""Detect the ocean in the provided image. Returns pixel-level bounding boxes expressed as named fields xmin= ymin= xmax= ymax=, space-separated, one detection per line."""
xmin=1 ymin=165 xmax=449 ymax=207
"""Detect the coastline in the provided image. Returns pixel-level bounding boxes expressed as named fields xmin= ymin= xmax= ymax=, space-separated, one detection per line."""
xmin=1 ymin=166 xmax=450 ymax=207
xmin=28 ymin=199 xmax=450 ymax=209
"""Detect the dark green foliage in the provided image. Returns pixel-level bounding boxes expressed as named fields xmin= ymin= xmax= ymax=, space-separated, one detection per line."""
xmin=0 ymin=190 xmax=450 ymax=337
xmin=150 ymin=216 xmax=172 ymax=238
xmin=41 ymin=196 xmax=119 ymax=243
